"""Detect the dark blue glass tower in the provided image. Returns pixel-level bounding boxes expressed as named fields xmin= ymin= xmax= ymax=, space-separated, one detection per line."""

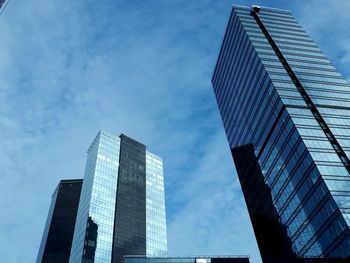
xmin=212 ymin=5 xmax=350 ymax=261
xmin=36 ymin=179 xmax=83 ymax=263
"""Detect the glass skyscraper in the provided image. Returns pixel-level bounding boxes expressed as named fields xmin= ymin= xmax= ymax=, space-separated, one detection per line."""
xmin=212 ymin=5 xmax=350 ymax=261
xmin=69 ymin=130 xmax=167 ymax=263
xmin=37 ymin=179 xmax=83 ymax=263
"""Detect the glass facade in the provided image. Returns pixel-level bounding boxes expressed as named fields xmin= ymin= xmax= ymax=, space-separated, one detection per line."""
xmin=37 ymin=179 xmax=82 ymax=263
xmin=112 ymin=135 xmax=147 ymax=263
xmin=212 ymin=5 xmax=350 ymax=261
xmin=69 ymin=131 xmax=167 ymax=263
xmin=146 ymin=152 xmax=167 ymax=256
xmin=70 ymin=131 xmax=121 ymax=263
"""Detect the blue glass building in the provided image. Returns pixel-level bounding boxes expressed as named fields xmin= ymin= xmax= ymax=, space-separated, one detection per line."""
xmin=212 ymin=5 xmax=350 ymax=262
xmin=37 ymin=179 xmax=83 ymax=263
xmin=69 ymin=130 xmax=167 ymax=263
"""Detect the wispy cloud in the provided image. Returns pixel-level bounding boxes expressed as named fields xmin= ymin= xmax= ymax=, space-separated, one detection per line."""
xmin=167 ymin=130 xmax=259 ymax=258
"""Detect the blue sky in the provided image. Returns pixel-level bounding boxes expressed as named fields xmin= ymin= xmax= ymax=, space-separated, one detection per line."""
xmin=0 ymin=0 xmax=350 ymax=262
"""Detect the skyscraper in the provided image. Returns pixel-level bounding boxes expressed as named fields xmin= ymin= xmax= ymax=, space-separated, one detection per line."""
xmin=212 ymin=5 xmax=350 ymax=261
xmin=69 ymin=130 xmax=167 ymax=263
xmin=37 ymin=179 xmax=83 ymax=263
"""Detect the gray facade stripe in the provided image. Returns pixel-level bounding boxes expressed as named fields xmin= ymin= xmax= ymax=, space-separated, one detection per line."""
xmin=112 ymin=135 xmax=147 ymax=263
